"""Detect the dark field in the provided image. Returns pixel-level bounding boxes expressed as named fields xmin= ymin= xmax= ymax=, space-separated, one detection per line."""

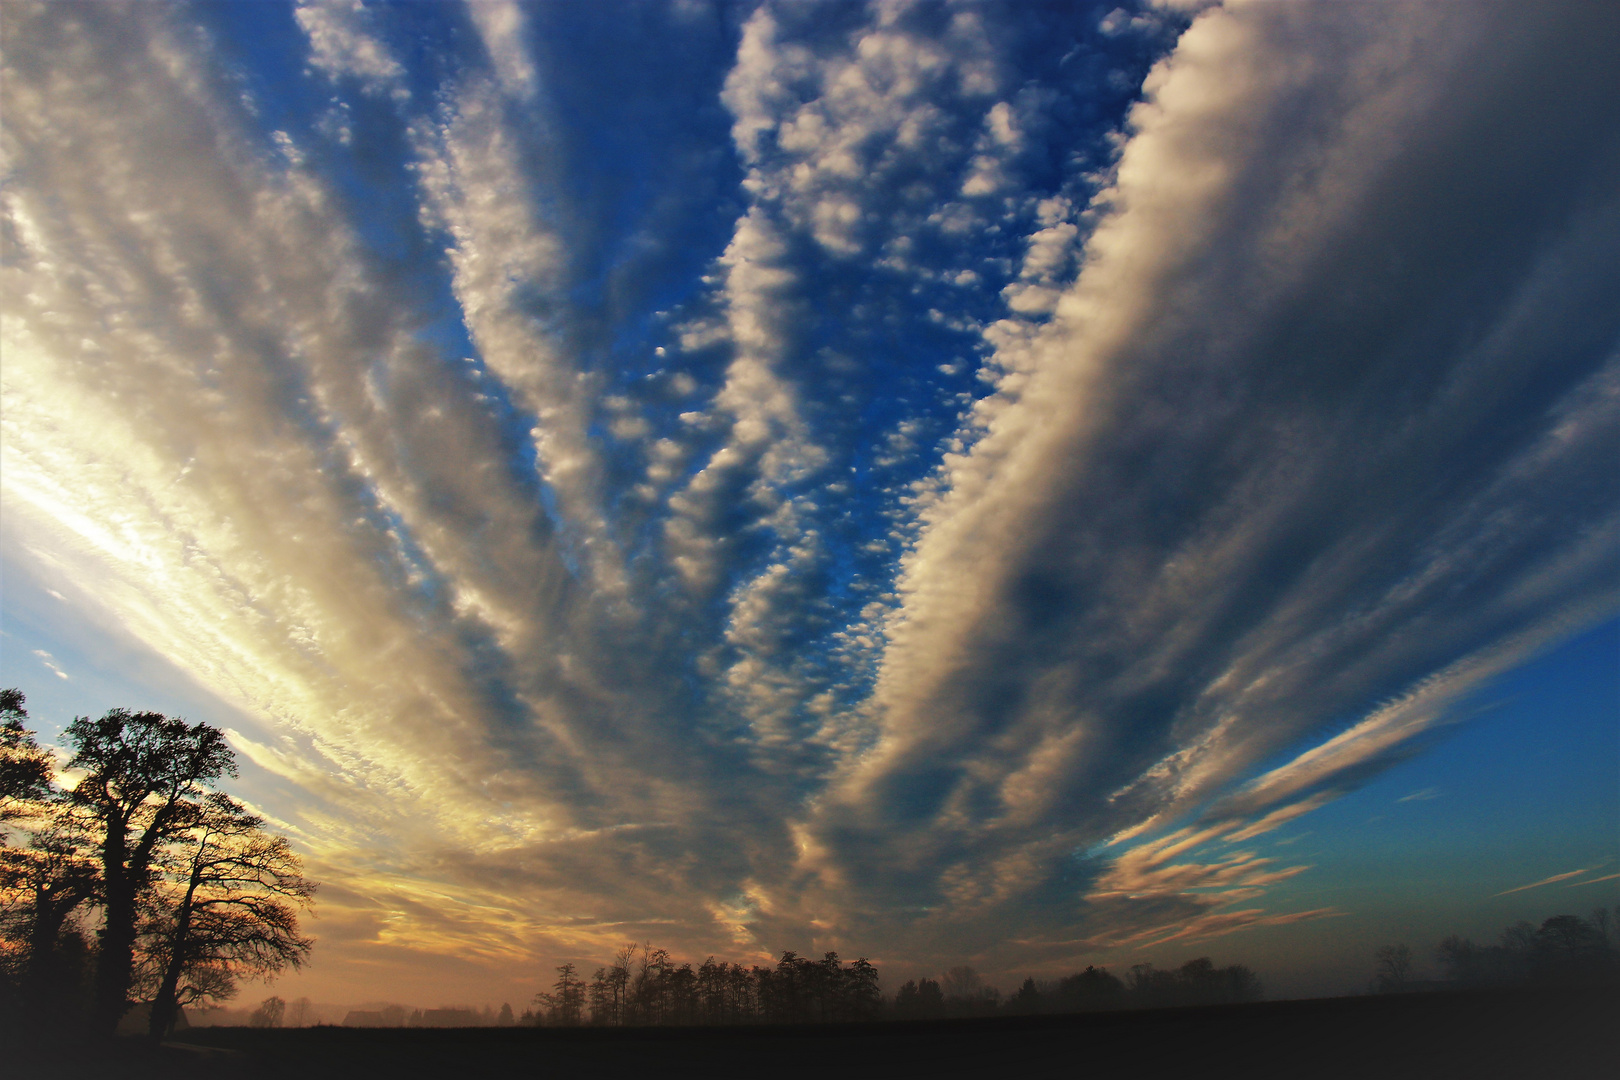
xmin=26 ymin=988 xmax=1618 ymax=1080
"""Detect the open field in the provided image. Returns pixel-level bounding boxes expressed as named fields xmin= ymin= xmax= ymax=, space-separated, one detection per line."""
xmin=25 ymin=987 xmax=1618 ymax=1080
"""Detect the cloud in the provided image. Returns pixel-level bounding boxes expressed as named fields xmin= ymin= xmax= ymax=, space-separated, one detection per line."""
xmin=801 ymin=0 xmax=1620 ymax=955
xmin=1570 ymin=872 xmax=1620 ymax=888
xmin=1495 ymin=870 xmax=1594 ymax=897
xmin=30 ymin=649 xmax=69 ymax=681
xmin=2 ymin=0 xmax=1616 ymax=992
xmin=465 ymin=0 xmax=538 ymax=101
xmin=294 ymin=0 xmax=407 ymax=99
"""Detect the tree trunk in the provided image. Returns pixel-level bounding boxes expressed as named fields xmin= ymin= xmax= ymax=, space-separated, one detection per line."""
xmin=22 ymin=889 xmax=76 ymax=1031
xmin=147 ymin=867 xmax=201 ymax=1041
xmin=91 ymin=862 xmax=135 ymax=1037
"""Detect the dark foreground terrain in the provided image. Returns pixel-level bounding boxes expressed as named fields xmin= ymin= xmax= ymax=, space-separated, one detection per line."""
xmin=19 ymin=987 xmax=1617 ymax=1080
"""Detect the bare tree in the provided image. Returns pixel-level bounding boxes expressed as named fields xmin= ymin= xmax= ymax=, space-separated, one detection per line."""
xmin=64 ymin=708 xmax=236 ymax=1035
xmin=250 ymin=995 xmax=285 ymax=1028
xmin=141 ymin=792 xmax=315 ymax=1040
xmin=1374 ymin=944 xmax=1414 ymax=993
xmin=534 ymin=962 xmax=586 ymax=1026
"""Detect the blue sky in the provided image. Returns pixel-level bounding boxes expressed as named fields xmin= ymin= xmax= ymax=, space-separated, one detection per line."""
xmin=2 ymin=0 xmax=1616 ymax=1005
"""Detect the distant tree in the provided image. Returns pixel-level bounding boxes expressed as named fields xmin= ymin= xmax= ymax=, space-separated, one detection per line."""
xmin=64 ymin=708 xmax=236 ymax=1035
xmin=532 ymin=942 xmax=875 ymax=1028
xmin=815 ymin=952 xmax=844 ymax=1022
xmin=892 ymin=977 xmax=944 ymax=1019
xmin=140 ymin=792 xmax=315 ymax=1039
xmin=1436 ymin=911 xmax=1620 ymax=990
xmin=1052 ymin=965 xmax=1124 ymax=1012
xmin=1126 ymin=962 xmax=1181 ymax=1007
xmin=665 ymin=961 xmax=699 ymax=1025
xmin=939 ymin=965 xmax=999 ymax=1016
xmin=758 ymin=950 xmax=810 ymax=1023
xmin=696 ymin=956 xmax=726 ymax=1024
xmin=1216 ymin=962 xmax=1263 ymax=1003
xmin=250 ymin=995 xmax=285 ymax=1028
xmin=587 ymin=966 xmax=613 ymax=1025
xmin=1435 ymin=934 xmax=1483 ymax=985
xmin=1530 ymin=914 xmax=1615 ymax=984
xmin=1008 ymin=976 xmax=1043 ymax=1015
xmin=1373 ymin=944 xmax=1414 ymax=994
xmin=844 ymin=957 xmax=881 ymax=1020
xmin=724 ymin=961 xmax=757 ymax=1023
xmin=917 ymin=976 xmax=943 ymax=1016
xmin=1500 ymin=920 xmax=1537 ymax=955
xmin=599 ymin=944 xmax=634 ymax=1025
xmin=1535 ymin=914 xmax=1603 ymax=955
xmin=534 ymin=962 xmax=587 ymax=1026
xmin=497 ymin=1002 xmax=514 ymax=1026
xmin=1172 ymin=957 xmax=1261 ymax=1004
xmin=290 ymin=996 xmax=312 ymax=1027
xmin=1118 ymin=958 xmax=1260 ymax=1008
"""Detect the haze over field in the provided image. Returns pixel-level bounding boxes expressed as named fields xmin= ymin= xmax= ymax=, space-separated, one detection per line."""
xmin=3 ymin=0 xmax=1617 ymax=1007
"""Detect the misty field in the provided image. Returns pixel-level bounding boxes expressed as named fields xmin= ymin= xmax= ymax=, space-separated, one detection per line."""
xmin=35 ymin=986 xmax=1620 ymax=1080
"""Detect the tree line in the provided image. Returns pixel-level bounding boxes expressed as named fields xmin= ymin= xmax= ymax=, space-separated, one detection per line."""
xmin=1374 ymin=907 xmax=1620 ymax=993
xmin=894 ymin=957 xmax=1260 ymax=1019
xmin=0 ymin=689 xmax=315 ymax=1044
xmin=524 ymin=946 xmax=1261 ymax=1027
xmin=527 ymin=944 xmax=883 ymax=1026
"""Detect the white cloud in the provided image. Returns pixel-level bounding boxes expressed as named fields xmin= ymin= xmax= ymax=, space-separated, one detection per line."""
xmin=465 ymin=0 xmax=538 ymax=101
xmin=294 ymin=0 xmax=407 ymax=99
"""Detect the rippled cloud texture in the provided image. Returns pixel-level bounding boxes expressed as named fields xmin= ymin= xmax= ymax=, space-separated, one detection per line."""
xmin=4 ymin=0 xmax=1617 ymax=990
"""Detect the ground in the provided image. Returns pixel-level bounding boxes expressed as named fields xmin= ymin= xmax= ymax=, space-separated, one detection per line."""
xmin=20 ymin=987 xmax=1617 ymax=1080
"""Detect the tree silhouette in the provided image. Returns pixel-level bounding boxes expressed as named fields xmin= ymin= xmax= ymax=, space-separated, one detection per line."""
xmin=845 ymin=957 xmax=881 ymax=1020
xmin=1007 ymin=976 xmax=1043 ymax=1015
xmin=535 ymin=962 xmax=587 ymax=1026
xmin=1 ymin=692 xmax=102 ymax=1035
xmin=1053 ymin=965 xmax=1125 ymax=1012
xmin=940 ymin=965 xmax=1000 ymax=1016
xmin=893 ymin=977 xmax=945 ymax=1019
xmin=1433 ymin=910 xmax=1620 ymax=990
xmin=140 ymin=792 xmax=314 ymax=1040
xmin=0 ymin=822 xmax=101 ymax=1031
xmin=522 ymin=943 xmax=882 ymax=1027
xmin=250 ymin=995 xmax=285 ymax=1027
xmin=0 ymin=690 xmax=54 ymax=833
xmin=64 ymin=707 xmax=236 ymax=1036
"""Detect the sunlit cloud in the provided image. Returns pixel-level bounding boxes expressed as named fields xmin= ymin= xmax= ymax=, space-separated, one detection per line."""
xmin=1494 ymin=870 xmax=1594 ymax=897
xmin=1570 ymin=873 xmax=1620 ymax=889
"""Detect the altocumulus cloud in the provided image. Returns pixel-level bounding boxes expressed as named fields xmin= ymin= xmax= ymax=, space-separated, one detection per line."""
xmin=2 ymin=0 xmax=1616 ymax=986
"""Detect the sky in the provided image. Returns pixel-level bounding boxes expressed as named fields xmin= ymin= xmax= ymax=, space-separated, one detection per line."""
xmin=2 ymin=0 xmax=1617 ymax=1008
